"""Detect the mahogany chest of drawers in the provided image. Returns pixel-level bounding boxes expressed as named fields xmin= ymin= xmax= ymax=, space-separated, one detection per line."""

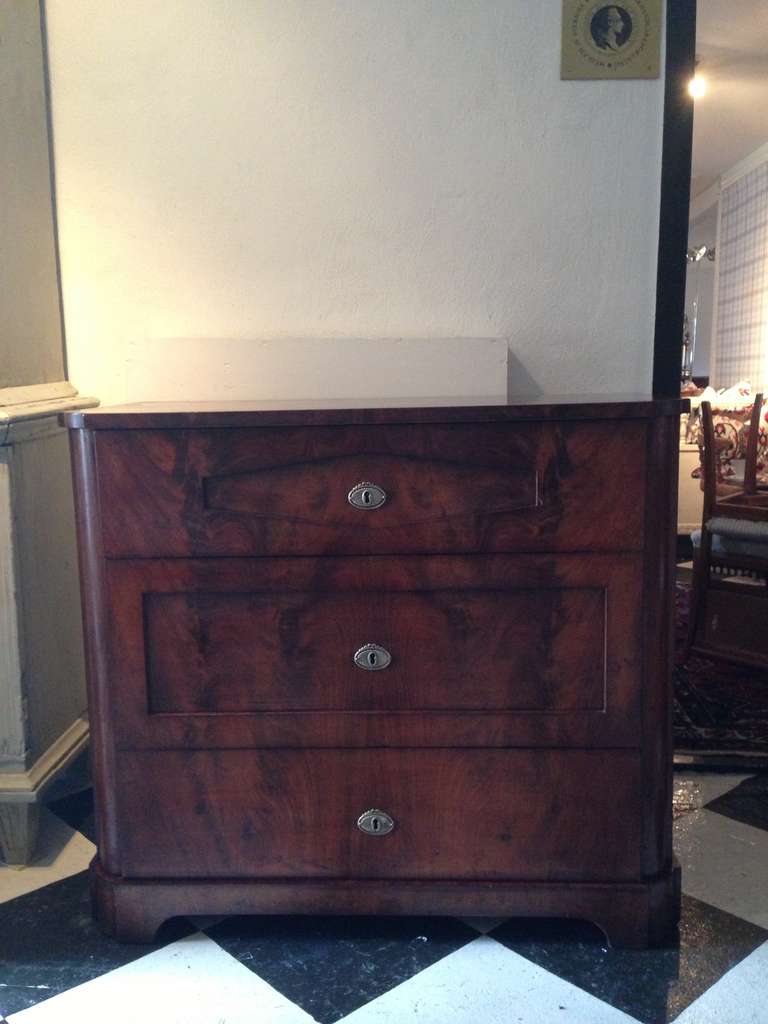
xmin=65 ymin=396 xmax=683 ymax=946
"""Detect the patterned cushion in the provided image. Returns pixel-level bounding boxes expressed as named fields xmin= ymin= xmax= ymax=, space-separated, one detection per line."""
xmin=687 ymin=385 xmax=768 ymax=488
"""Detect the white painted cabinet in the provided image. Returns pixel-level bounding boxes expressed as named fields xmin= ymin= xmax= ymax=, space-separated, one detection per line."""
xmin=0 ymin=2 xmax=98 ymax=865
xmin=0 ymin=389 xmax=97 ymax=865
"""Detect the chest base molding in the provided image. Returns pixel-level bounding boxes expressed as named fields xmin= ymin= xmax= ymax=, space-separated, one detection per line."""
xmin=91 ymin=856 xmax=680 ymax=950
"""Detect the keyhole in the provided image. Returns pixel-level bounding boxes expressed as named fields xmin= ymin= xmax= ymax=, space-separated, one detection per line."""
xmin=362 ymin=489 xmax=372 ymax=505
xmin=357 ymin=808 xmax=394 ymax=835
xmin=368 ymin=651 xmax=378 ymax=667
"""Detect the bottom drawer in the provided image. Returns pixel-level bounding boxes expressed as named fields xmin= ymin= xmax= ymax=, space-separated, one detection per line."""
xmin=115 ymin=749 xmax=642 ymax=881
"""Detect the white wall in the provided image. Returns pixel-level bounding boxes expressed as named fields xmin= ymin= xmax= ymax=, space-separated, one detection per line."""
xmin=45 ymin=0 xmax=667 ymax=405
xmin=0 ymin=0 xmax=65 ymax=389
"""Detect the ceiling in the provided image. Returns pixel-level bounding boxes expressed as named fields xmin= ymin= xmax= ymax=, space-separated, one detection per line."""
xmin=690 ymin=0 xmax=768 ymax=199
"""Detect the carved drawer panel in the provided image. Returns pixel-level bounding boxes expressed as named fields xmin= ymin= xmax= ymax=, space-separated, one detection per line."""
xmin=106 ymin=553 xmax=643 ymax=749
xmin=94 ymin=420 xmax=646 ymax=557
xmin=144 ymin=586 xmax=606 ymax=714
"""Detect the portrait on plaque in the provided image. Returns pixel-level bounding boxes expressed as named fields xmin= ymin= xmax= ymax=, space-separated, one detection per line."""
xmin=561 ymin=0 xmax=661 ymax=80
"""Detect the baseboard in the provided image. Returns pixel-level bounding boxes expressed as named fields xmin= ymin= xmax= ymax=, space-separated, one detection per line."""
xmin=677 ymin=523 xmax=700 ymax=535
xmin=0 ymin=717 xmax=89 ymax=804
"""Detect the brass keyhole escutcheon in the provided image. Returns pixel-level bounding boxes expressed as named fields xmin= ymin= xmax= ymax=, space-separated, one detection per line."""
xmin=357 ymin=808 xmax=395 ymax=836
xmin=348 ymin=481 xmax=387 ymax=510
xmin=353 ymin=643 xmax=392 ymax=671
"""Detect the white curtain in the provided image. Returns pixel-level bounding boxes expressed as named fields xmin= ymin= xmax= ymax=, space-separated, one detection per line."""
xmin=712 ymin=159 xmax=768 ymax=390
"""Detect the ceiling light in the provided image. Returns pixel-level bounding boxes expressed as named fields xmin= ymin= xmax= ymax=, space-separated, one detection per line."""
xmin=688 ymin=75 xmax=706 ymax=99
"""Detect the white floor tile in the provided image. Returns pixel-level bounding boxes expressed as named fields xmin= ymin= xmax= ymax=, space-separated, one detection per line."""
xmin=675 ymin=773 xmax=753 ymax=811
xmin=6 ymin=931 xmax=316 ymax=1024
xmin=675 ymin=778 xmax=705 ymax=817
xmin=674 ymin=808 xmax=768 ymax=928
xmin=0 ymin=809 xmax=94 ymax=904
xmin=335 ymin=936 xmax=641 ymax=1024
xmin=674 ymin=939 xmax=768 ymax=1023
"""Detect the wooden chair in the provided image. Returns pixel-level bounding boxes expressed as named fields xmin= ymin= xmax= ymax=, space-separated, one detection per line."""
xmin=687 ymin=393 xmax=768 ymax=668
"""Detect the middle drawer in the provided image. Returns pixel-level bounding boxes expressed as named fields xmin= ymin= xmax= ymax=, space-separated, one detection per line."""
xmin=108 ymin=553 xmax=643 ymax=749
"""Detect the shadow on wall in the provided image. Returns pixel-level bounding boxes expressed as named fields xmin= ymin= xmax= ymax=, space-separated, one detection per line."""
xmin=507 ymin=351 xmax=543 ymax=398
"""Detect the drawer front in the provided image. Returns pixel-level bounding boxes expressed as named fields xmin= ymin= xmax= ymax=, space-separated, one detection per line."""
xmin=108 ymin=553 xmax=643 ymax=748
xmin=115 ymin=749 xmax=643 ymax=881
xmin=95 ymin=420 xmax=646 ymax=556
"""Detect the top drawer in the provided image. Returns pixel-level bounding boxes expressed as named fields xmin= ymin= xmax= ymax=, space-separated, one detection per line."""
xmin=93 ymin=420 xmax=646 ymax=557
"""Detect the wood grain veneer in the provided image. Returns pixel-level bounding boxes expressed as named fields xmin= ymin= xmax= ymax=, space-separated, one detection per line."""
xmin=66 ymin=397 xmax=685 ymax=947
xmin=115 ymin=749 xmax=643 ymax=881
xmin=92 ymin=421 xmax=646 ymax=557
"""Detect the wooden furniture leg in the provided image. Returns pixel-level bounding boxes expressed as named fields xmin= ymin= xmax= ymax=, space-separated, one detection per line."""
xmin=0 ymin=803 xmax=40 ymax=868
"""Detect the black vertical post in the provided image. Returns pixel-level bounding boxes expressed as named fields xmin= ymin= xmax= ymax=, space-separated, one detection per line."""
xmin=652 ymin=0 xmax=697 ymax=397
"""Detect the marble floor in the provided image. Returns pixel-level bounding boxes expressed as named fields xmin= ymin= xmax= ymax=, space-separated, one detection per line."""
xmin=1 ymin=767 xmax=768 ymax=1023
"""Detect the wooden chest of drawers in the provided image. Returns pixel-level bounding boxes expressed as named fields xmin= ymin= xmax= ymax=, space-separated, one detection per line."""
xmin=65 ymin=396 xmax=683 ymax=947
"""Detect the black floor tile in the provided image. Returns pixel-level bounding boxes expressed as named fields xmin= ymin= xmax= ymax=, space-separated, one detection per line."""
xmin=491 ymin=894 xmax=768 ymax=1024
xmin=705 ymin=774 xmax=768 ymax=831
xmin=204 ymin=914 xmax=477 ymax=1024
xmin=45 ymin=788 xmax=97 ymax=843
xmin=43 ymin=749 xmax=91 ymax=800
xmin=0 ymin=871 xmax=192 ymax=1018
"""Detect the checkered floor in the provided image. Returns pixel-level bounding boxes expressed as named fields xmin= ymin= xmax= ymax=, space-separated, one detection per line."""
xmin=2 ymin=767 xmax=768 ymax=1023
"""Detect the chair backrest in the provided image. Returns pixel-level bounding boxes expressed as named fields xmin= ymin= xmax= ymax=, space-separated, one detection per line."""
xmin=700 ymin=392 xmax=764 ymax=519
xmin=700 ymin=399 xmax=718 ymax=522
xmin=743 ymin=392 xmax=764 ymax=495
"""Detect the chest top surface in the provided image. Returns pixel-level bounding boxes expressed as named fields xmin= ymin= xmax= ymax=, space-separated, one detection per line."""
xmin=63 ymin=394 xmax=688 ymax=430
